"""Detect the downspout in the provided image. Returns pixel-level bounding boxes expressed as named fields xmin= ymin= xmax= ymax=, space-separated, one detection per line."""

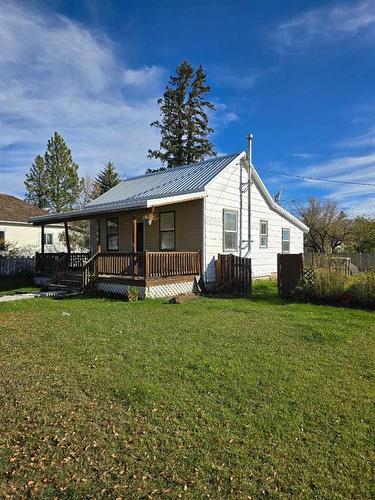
xmin=246 ymin=133 xmax=253 ymax=256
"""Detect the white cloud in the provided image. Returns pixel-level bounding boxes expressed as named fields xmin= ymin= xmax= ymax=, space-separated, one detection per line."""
xmin=274 ymin=1 xmax=375 ymax=51
xmin=342 ymin=126 xmax=375 ymax=147
xmin=0 ymin=1 xmax=166 ymax=196
xmin=123 ymin=66 xmax=166 ymax=88
xmin=299 ymin=152 xmax=375 ymax=215
xmin=290 ymin=153 xmax=320 ymax=160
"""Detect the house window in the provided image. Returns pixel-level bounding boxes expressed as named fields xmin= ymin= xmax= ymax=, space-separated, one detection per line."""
xmin=282 ymin=228 xmax=290 ymax=253
xmin=0 ymin=231 xmax=5 ymax=251
xmin=160 ymin=212 xmax=175 ymax=250
xmin=106 ymin=218 xmax=119 ymax=251
xmin=43 ymin=233 xmax=53 ymax=245
xmin=260 ymin=220 xmax=268 ymax=248
xmin=223 ymin=209 xmax=238 ymax=252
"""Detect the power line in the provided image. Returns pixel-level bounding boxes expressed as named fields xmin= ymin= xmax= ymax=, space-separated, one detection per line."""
xmin=257 ymin=168 xmax=375 ymax=187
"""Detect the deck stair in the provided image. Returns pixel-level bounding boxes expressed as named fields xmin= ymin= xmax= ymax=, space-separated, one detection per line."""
xmin=48 ymin=269 xmax=83 ymax=293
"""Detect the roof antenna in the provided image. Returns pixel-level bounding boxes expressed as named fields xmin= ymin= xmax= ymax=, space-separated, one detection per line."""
xmin=274 ymin=184 xmax=283 ymax=203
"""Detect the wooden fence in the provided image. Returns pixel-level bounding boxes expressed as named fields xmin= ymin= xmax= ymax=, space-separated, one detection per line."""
xmin=335 ymin=253 xmax=375 ymax=272
xmin=304 ymin=252 xmax=375 ymax=272
xmin=277 ymin=253 xmax=304 ymax=297
xmin=216 ymin=254 xmax=252 ymax=296
xmin=303 ymin=253 xmax=351 ymax=276
xmin=0 ymin=256 xmax=35 ymax=276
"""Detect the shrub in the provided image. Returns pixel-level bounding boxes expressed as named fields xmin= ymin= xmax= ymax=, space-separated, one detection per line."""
xmin=295 ymin=268 xmax=347 ymax=304
xmin=349 ymin=272 xmax=375 ymax=308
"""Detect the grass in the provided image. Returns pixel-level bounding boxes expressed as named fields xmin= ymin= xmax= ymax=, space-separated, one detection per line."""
xmin=0 ymin=273 xmax=39 ymax=296
xmin=0 ymin=281 xmax=374 ymax=498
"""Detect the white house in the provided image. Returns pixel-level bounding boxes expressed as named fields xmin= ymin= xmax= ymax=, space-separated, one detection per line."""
xmin=0 ymin=194 xmax=65 ymax=256
xmin=30 ymin=139 xmax=308 ymax=297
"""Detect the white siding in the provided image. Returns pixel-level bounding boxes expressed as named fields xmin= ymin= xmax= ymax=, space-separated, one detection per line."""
xmin=0 ymin=222 xmax=65 ymax=255
xmin=203 ymin=159 xmax=304 ymax=283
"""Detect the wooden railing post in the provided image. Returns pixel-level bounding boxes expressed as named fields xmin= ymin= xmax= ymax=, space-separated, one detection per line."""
xmin=144 ymin=251 xmax=149 ymax=278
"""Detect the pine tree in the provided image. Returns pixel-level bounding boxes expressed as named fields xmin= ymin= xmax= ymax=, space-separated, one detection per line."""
xmin=95 ymin=162 xmax=121 ymax=195
xmin=24 ymin=155 xmax=48 ymax=209
xmin=185 ymin=65 xmax=215 ymax=164
xmin=148 ymin=61 xmax=215 ymax=169
xmin=43 ymin=132 xmax=80 ymax=212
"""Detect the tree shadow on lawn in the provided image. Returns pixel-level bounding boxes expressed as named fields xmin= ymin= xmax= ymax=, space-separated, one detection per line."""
xmin=203 ymin=280 xmax=292 ymax=306
xmin=0 ymin=273 xmax=37 ymax=294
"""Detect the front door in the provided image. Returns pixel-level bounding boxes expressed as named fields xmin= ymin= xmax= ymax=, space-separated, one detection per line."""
xmin=136 ymin=222 xmax=144 ymax=252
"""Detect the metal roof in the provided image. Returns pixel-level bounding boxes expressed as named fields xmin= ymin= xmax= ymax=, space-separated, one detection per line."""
xmin=28 ymin=151 xmax=308 ymax=232
xmin=87 ymin=153 xmax=240 ymax=209
xmin=29 ymin=153 xmax=241 ymax=224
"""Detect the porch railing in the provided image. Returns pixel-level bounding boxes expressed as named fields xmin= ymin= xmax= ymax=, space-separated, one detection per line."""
xmin=36 ymin=251 xmax=201 ymax=289
xmin=96 ymin=252 xmax=145 ymax=277
xmin=35 ymin=252 xmax=90 ymax=274
xmin=146 ymin=251 xmax=201 ymax=277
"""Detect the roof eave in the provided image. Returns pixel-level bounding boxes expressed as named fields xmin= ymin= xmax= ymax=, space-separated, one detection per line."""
xmin=29 ymin=200 xmax=148 ymax=225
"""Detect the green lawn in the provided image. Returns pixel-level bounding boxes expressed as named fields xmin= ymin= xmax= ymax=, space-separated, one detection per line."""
xmin=0 ymin=274 xmax=39 ymax=296
xmin=0 ymin=282 xmax=374 ymax=498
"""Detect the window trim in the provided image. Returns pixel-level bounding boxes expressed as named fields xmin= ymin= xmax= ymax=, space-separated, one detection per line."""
xmin=260 ymin=220 xmax=268 ymax=249
xmin=106 ymin=217 xmax=119 ymax=252
xmin=43 ymin=233 xmax=53 ymax=245
xmin=223 ymin=209 xmax=239 ymax=253
xmin=282 ymin=228 xmax=291 ymax=254
xmin=159 ymin=211 xmax=175 ymax=251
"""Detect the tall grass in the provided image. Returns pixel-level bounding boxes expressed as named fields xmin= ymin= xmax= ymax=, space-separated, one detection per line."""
xmin=350 ymin=272 xmax=375 ymax=307
xmin=295 ymin=269 xmax=375 ymax=308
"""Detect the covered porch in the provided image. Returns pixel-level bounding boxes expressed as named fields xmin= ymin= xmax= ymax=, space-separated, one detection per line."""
xmin=31 ymin=198 xmax=203 ymax=294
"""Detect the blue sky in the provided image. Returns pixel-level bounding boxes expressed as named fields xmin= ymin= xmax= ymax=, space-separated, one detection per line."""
xmin=1 ymin=0 xmax=375 ymax=215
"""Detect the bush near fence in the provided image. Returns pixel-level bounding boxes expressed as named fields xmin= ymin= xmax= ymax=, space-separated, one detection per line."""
xmin=0 ymin=256 xmax=35 ymax=276
xmin=294 ymin=269 xmax=375 ymax=309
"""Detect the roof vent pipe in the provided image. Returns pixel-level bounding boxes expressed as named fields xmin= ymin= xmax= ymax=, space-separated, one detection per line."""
xmin=246 ymin=133 xmax=253 ymax=255
xmin=247 ymin=133 xmax=253 ymax=164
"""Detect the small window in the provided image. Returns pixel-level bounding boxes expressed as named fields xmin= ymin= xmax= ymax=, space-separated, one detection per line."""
xmin=0 ymin=231 xmax=5 ymax=251
xmin=106 ymin=218 xmax=119 ymax=251
xmin=223 ymin=209 xmax=238 ymax=252
xmin=43 ymin=233 xmax=53 ymax=245
xmin=282 ymin=228 xmax=290 ymax=253
xmin=260 ymin=220 xmax=268 ymax=248
xmin=160 ymin=212 xmax=175 ymax=250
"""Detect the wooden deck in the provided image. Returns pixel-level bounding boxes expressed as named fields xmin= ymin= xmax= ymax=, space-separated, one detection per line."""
xmin=36 ymin=251 xmax=201 ymax=289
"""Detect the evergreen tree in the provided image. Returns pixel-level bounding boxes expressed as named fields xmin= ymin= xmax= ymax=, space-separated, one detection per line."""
xmin=24 ymin=155 xmax=48 ymax=209
xmin=148 ymin=61 xmax=215 ymax=169
xmin=44 ymin=132 xmax=80 ymax=212
xmin=185 ymin=65 xmax=215 ymax=164
xmin=96 ymin=162 xmax=121 ymax=195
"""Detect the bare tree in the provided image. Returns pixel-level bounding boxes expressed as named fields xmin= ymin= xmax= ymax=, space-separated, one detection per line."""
xmin=295 ymin=198 xmax=351 ymax=253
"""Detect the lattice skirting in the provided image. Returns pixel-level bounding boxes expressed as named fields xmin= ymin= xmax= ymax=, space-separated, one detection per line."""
xmin=95 ymin=278 xmax=198 ymax=299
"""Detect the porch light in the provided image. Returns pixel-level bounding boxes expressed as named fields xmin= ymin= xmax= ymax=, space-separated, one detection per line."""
xmin=143 ymin=211 xmax=158 ymax=226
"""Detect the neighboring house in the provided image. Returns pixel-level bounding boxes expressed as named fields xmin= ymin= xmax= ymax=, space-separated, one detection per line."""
xmin=30 ymin=150 xmax=308 ymax=297
xmin=0 ymin=194 xmax=65 ymax=255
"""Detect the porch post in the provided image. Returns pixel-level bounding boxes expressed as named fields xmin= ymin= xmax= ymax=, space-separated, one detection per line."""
xmin=41 ymin=224 xmax=45 ymax=255
xmin=132 ymin=218 xmax=137 ymax=253
xmin=64 ymin=221 xmax=71 ymax=254
xmin=40 ymin=223 xmax=45 ymax=273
